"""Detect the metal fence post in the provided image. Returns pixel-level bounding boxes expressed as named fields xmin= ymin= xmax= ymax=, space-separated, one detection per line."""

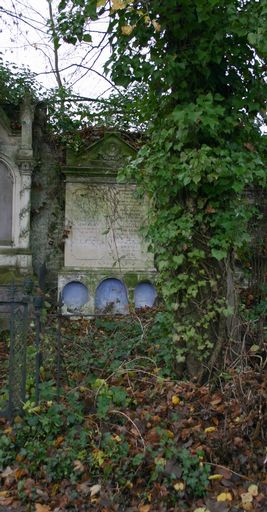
xmin=56 ymin=295 xmax=63 ymax=400
xmin=7 ymin=289 xmax=29 ymax=419
xmin=33 ymin=296 xmax=44 ymax=405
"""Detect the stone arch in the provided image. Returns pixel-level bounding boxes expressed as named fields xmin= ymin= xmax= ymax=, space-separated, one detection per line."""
xmin=62 ymin=281 xmax=89 ymax=309
xmin=0 ymin=160 xmax=13 ymax=244
xmin=95 ymin=278 xmax=129 ymax=315
xmin=134 ymin=281 xmax=157 ymax=309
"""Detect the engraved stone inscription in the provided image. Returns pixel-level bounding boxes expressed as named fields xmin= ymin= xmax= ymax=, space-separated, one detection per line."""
xmin=65 ymin=183 xmax=154 ymax=271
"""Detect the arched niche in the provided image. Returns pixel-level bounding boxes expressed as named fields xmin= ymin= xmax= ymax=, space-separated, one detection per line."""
xmin=62 ymin=281 xmax=89 ymax=309
xmin=134 ymin=282 xmax=157 ymax=309
xmin=95 ymin=278 xmax=129 ymax=315
xmin=0 ymin=161 xmax=13 ymax=244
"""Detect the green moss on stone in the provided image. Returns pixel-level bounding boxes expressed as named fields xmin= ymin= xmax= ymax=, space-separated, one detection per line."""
xmin=124 ymin=273 xmax=138 ymax=288
xmin=0 ymin=269 xmax=32 ymax=285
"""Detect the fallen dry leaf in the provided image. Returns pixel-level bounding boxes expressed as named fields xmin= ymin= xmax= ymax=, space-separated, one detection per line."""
xmin=171 ymin=394 xmax=180 ymax=405
xmin=139 ymin=505 xmax=151 ymax=512
xmin=241 ymin=492 xmax=253 ymax=504
xmin=77 ymin=480 xmax=91 ymax=497
xmin=173 ymin=481 xmax=185 ymax=491
xmin=90 ymin=483 xmax=101 ymax=497
xmin=35 ymin=504 xmax=51 ymax=512
xmin=15 ymin=468 xmax=28 ymax=480
xmin=204 ymin=426 xmax=217 ymax=434
xmin=0 ymin=491 xmax=10 ymax=497
xmin=208 ymin=474 xmax=223 ymax=481
xmin=216 ymin=492 xmax=232 ymax=502
xmin=0 ymin=466 xmax=14 ymax=478
xmin=73 ymin=459 xmax=85 ymax=472
xmin=242 ymin=503 xmax=253 ymax=511
xmin=54 ymin=435 xmax=64 ymax=447
xmin=248 ymin=484 xmax=258 ymax=497
xmin=0 ymin=497 xmax=14 ymax=506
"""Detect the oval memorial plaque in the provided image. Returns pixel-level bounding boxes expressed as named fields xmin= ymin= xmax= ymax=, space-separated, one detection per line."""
xmin=134 ymin=282 xmax=157 ymax=309
xmin=95 ymin=278 xmax=129 ymax=315
xmin=62 ymin=281 xmax=89 ymax=308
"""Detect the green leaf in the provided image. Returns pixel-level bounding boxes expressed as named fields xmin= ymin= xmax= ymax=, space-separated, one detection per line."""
xmin=211 ymin=248 xmax=227 ymax=261
xmin=83 ymin=33 xmax=92 ymax=42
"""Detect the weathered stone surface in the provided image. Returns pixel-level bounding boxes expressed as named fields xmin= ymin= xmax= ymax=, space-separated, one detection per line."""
xmin=0 ymin=162 xmax=12 ymax=243
xmin=59 ymin=132 xmax=156 ymax=315
xmin=64 ymin=183 xmax=154 ymax=271
xmin=0 ymin=99 xmax=33 ymax=275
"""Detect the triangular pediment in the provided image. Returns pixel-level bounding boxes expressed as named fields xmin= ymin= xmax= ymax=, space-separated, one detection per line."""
xmin=64 ymin=132 xmax=137 ymax=175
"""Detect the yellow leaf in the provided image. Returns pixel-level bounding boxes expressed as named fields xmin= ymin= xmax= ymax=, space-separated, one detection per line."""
xmin=4 ymin=427 xmax=12 ymax=435
xmin=35 ymin=505 xmax=51 ymax=512
xmin=14 ymin=416 xmax=23 ymax=424
xmin=204 ymin=426 xmax=217 ymax=433
xmin=152 ymin=19 xmax=161 ymax=32
xmin=112 ymin=434 xmax=122 ymax=443
xmin=217 ymin=492 xmax=232 ymax=502
xmin=193 ymin=508 xmax=210 ymax=512
xmin=54 ymin=435 xmax=64 ymax=447
xmin=241 ymin=492 xmax=253 ymax=504
xmin=121 ymin=25 xmax=134 ymax=35
xmin=166 ymin=429 xmax=174 ymax=438
xmin=51 ymin=483 xmax=59 ymax=496
xmin=92 ymin=448 xmax=105 ymax=467
xmin=208 ymin=474 xmax=223 ymax=480
xmin=173 ymin=481 xmax=185 ymax=491
xmin=248 ymin=484 xmax=258 ymax=497
xmin=171 ymin=395 xmax=180 ymax=405
xmin=97 ymin=0 xmax=106 ymax=6
xmin=250 ymin=344 xmax=260 ymax=352
xmin=0 ymin=491 xmax=9 ymax=497
xmin=15 ymin=468 xmax=27 ymax=480
xmin=139 ymin=505 xmax=151 ymax=512
xmin=243 ymin=503 xmax=253 ymax=511
xmin=112 ymin=0 xmax=126 ymax=10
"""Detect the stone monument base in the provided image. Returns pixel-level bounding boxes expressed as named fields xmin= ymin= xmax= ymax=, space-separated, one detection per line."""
xmin=58 ymin=268 xmax=157 ymax=316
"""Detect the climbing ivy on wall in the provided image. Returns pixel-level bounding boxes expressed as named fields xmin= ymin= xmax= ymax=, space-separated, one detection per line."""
xmin=1 ymin=0 xmax=264 ymax=376
xmin=55 ymin=0 xmax=267 ymax=376
xmin=55 ymin=0 xmax=267 ymax=375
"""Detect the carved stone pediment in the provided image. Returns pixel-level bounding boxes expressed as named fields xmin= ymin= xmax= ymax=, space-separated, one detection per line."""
xmin=64 ymin=132 xmax=136 ymax=176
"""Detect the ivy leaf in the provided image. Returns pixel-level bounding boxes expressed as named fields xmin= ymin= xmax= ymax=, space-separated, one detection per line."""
xmin=173 ymin=254 xmax=184 ymax=267
xmin=211 ymin=248 xmax=227 ymax=261
xmin=83 ymin=33 xmax=92 ymax=42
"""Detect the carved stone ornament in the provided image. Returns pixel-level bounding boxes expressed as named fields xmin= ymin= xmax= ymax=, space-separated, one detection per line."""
xmin=100 ymin=141 xmax=124 ymax=164
xmin=18 ymin=160 xmax=33 ymax=175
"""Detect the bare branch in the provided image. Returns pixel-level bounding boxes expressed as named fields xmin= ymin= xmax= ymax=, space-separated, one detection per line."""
xmin=0 ymin=6 xmax=47 ymax=34
xmin=47 ymin=0 xmax=63 ymax=89
xmin=35 ymin=63 xmax=122 ymax=95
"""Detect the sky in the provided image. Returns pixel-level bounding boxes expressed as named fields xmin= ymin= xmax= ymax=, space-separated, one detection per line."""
xmin=0 ymin=0 xmax=110 ymax=98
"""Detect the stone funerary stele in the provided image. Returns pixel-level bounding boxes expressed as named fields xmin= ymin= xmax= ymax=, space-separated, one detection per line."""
xmin=59 ymin=133 xmax=157 ymax=315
